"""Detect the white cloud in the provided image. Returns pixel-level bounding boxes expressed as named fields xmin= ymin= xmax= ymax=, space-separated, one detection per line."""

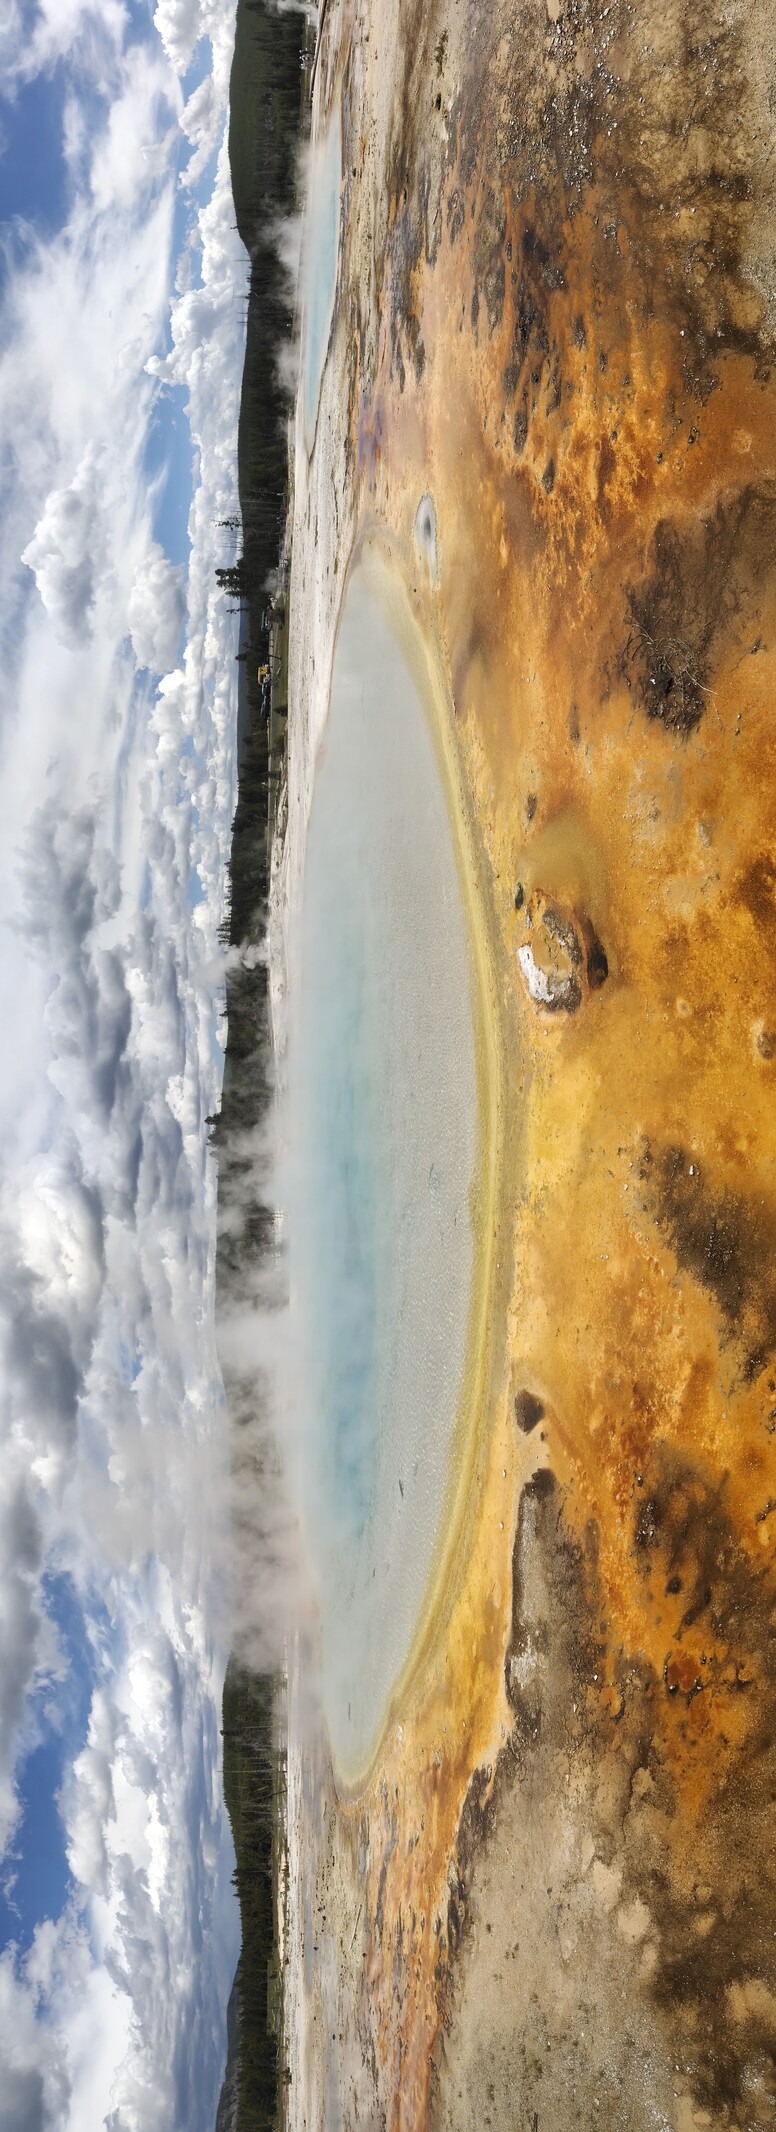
xmin=60 ymin=1964 xmax=130 ymax=2132
xmin=128 ymin=543 xmax=185 ymax=673
xmin=0 ymin=1901 xmax=134 ymax=2130
xmin=0 ymin=1910 xmax=85 ymax=2130
xmin=0 ymin=0 xmax=248 ymax=2124
xmin=64 ymin=1689 xmax=117 ymax=1894
xmin=180 ymin=70 xmax=220 ymax=187
xmin=0 ymin=1463 xmax=43 ymax=1854
xmin=89 ymin=42 xmax=181 ymax=214
xmin=153 ymin=0 xmax=205 ymax=74
xmin=21 ymin=447 xmax=103 ymax=647
xmin=0 ymin=0 xmax=129 ymax=96
xmin=154 ymin=0 xmax=242 ymax=106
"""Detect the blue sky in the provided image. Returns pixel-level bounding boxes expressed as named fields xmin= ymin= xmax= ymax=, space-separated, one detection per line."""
xmin=0 ymin=31 xmax=109 ymax=1946
xmin=143 ymin=38 xmax=221 ymax=566
xmin=0 ymin=1 xmax=247 ymax=2124
xmin=0 ymin=23 xmax=220 ymax=571
xmin=0 ymin=1577 xmax=93 ymax=1956
xmin=0 ymin=68 xmax=68 ymax=241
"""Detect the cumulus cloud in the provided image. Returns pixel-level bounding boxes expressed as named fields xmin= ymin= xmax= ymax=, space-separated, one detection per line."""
xmin=0 ymin=0 xmax=249 ymax=2123
xmin=0 ymin=1127 xmax=110 ymax=1855
xmin=154 ymin=0 xmax=242 ymax=108
xmin=0 ymin=1916 xmax=79 ymax=2129
xmin=0 ymin=1468 xmax=43 ymax=1853
xmin=64 ymin=1689 xmax=117 ymax=1894
xmin=180 ymin=70 xmax=220 ymax=187
xmin=153 ymin=0 xmax=205 ymax=74
xmin=128 ymin=543 xmax=185 ymax=673
xmin=21 ymin=449 xmax=103 ymax=648
xmin=0 ymin=1899 xmax=137 ymax=2130
xmin=18 ymin=803 xmax=131 ymax=1146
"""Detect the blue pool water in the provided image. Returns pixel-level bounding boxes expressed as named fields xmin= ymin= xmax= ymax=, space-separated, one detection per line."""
xmin=301 ymin=105 xmax=341 ymax=451
xmin=290 ymin=554 xmax=479 ymax=1780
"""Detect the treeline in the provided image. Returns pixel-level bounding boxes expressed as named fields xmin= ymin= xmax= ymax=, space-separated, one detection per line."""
xmin=227 ymin=0 xmax=303 ymax=699
xmin=213 ymin=0 xmax=306 ymax=1268
xmin=212 ymin=0 xmax=304 ymax=1251
xmin=213 ymin=1 xmax=309 ymax=2127
xmin=216 ymin=1664 xmax=287 ymax=2132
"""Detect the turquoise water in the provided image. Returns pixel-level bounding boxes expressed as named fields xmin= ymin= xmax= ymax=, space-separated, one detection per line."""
xmin=290 ymin=558 xmax=479 ymax=1779
xmin=301 ymin=106 xmax=341 ymax=450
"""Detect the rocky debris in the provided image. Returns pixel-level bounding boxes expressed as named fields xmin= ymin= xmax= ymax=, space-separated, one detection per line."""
xmin=513 ymin=1388 xmax=545 ymax=1435
xmin=516 ymin=889 xmax=608 ymax=1015
xmin=516 ymin=892 xmax=583 ymax=1013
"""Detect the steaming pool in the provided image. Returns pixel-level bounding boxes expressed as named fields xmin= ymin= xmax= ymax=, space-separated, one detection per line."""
xmin=300 ymin=101 xmax=341 ymax=452
xmin=290 ymin=549 xmax=482 ymax=1783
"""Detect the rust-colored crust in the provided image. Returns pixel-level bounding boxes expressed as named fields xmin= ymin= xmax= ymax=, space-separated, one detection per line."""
xmin=290 ymin=0 xmax=776 ymax=2125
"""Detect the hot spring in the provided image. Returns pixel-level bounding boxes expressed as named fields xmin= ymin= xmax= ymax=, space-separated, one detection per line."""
xmin=300 ymin=101 xmax=341 ymax=453
xmin=289 ymin=545 xmax=486 ymax=1784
